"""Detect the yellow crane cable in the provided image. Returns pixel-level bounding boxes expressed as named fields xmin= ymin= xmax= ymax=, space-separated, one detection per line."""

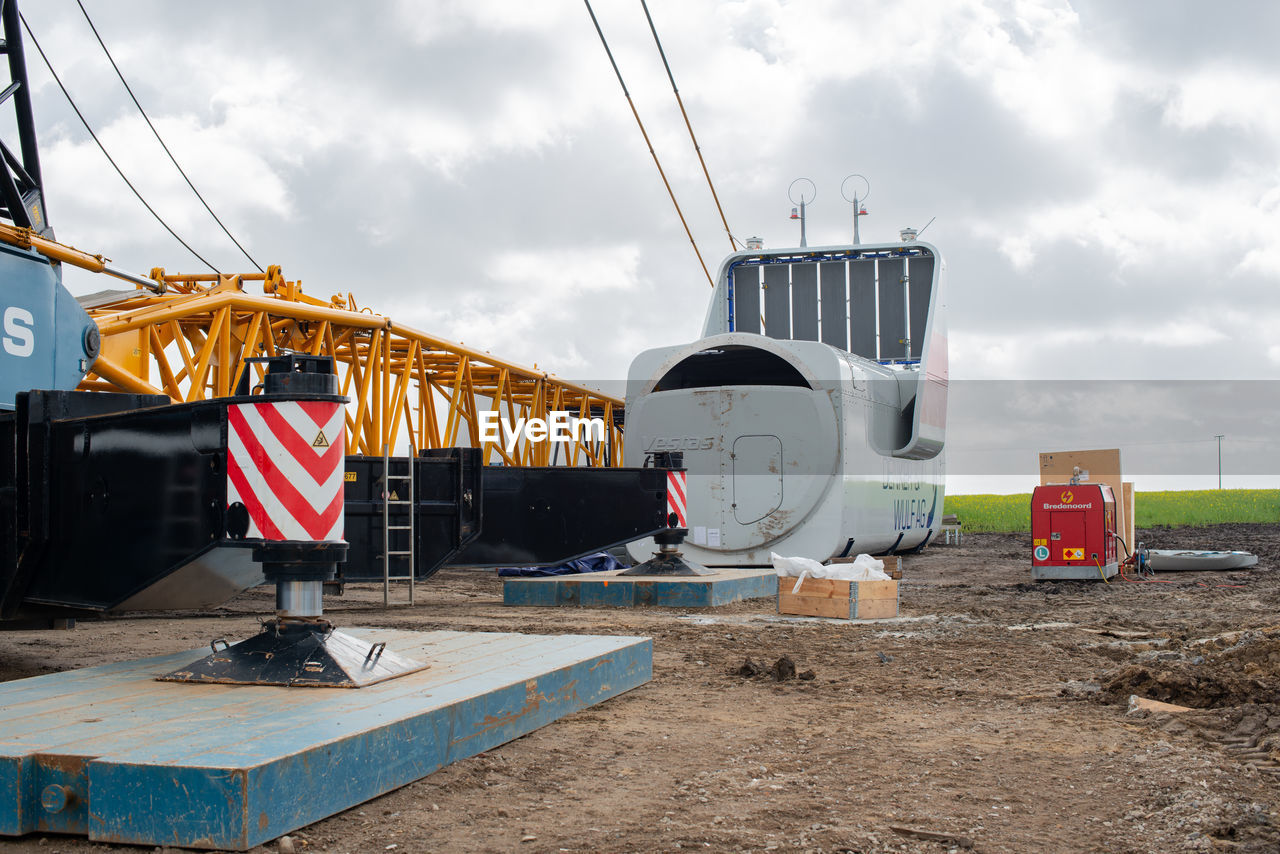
xmin=639 ymin=0 xmax=739 ymax=253
xmin=582 ymin=0 xmax=714 ymax=288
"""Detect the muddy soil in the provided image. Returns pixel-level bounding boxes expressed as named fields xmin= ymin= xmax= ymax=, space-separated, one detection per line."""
xmin=1 ymin=524 xmax=1278 ymax=853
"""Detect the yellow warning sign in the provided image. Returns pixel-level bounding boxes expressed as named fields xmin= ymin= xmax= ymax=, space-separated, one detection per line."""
xmin=312 ymin=430 xmax=330 ymax=448
xmin=1063 ymin=548 xmax=1084 ymax=561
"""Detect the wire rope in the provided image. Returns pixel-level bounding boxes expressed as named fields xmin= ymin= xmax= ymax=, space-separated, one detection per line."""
xmin=74 ymin=0 xmax=262 ymax=272
xmin=639 ymin=0 xmax=739 ymax=252
xmin=583 ymin=0 xmax=713 ymax=288
xmin=19 ymin=12 xmax=220 ymax=273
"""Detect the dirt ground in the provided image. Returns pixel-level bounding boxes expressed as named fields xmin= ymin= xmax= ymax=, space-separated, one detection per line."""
xmin=1 ymin=524 xmax=1278 ymax=854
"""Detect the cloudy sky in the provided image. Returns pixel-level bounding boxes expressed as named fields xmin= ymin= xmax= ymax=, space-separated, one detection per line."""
xmin=14 ymin=0 xmax=1278 ymax=492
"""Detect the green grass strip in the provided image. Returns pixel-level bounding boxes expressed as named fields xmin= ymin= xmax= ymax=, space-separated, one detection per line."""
xmin=944 ymin=489 xmax=1280 ymax=533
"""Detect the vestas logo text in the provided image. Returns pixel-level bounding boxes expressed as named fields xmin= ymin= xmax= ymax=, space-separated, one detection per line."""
xmin=2 ymin=306 xmax=35 ymax=357
xmin=643 ymin=436 xmax=714 ymax=452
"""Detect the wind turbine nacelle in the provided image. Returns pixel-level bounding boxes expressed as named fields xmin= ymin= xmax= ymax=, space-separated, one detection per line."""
xmin=624 ymin=241 xmax=948 ymax=566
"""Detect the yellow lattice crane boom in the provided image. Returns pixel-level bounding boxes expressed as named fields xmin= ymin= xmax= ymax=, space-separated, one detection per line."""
xmin=77 ymin=264 xmax=623 ymax=466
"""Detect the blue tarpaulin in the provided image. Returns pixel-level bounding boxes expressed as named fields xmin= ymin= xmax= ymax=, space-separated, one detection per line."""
xmin=497 ymin=552 xmax=625 ymax=577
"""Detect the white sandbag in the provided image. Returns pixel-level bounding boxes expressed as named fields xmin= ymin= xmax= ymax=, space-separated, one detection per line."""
xmin=845 ymin=554 xmax=889 ymax=580
xmin=771 ymin=552 xmax=890 ymax=592
xmin=771 ymin=552 xmax=824 ymax=577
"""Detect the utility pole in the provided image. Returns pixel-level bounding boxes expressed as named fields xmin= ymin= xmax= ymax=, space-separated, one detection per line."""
xmin=1214 ymin=434 xmax=1224 ymax=489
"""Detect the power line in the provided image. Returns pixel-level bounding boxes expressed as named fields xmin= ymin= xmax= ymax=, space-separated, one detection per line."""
xmin=75 ymin=0 xmax=262 ymax=272
xmin=582 ymin=0 xmax=714 ymax=288
xmin=953 ymin=436 xmax=1224 ymax=455
xmin=19 ymin=11 xmax=220 ymax=274
xmin=639 ymin=0 xmax=739 ymax=253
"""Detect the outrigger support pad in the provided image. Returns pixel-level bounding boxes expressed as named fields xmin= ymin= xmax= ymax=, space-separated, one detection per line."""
xmin=159 ymin=540 xmax=427 ymax=688
xmin=157 ymin=617 xmax=428 ymax=688
xmin=617 ymin=528 xmax=713 ymax=577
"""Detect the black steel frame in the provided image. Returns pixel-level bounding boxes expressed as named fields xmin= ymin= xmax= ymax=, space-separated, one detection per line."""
xmin=0 ymin=0 xmax=48 ymax=234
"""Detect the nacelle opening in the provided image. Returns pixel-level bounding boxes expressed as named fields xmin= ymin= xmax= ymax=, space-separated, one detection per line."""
xmin=653 ymin=345 xmax=811 ymax=392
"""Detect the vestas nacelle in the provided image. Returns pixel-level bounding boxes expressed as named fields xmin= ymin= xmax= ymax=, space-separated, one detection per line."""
xmin=625 ymin=241 xmax=948 ymax=567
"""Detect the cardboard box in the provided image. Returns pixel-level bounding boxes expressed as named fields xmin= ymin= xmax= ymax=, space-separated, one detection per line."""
xmin=1122 ymin=481 xmax=1135 ymax=555
xmin=777 ymin=577 xmax=899 ymax=619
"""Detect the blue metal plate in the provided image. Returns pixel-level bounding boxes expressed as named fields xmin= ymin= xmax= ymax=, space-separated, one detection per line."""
xmin=0 ymin=629 xmax=651 ymax=849
xmin=503 ymin=568 xmax=779 ymax=608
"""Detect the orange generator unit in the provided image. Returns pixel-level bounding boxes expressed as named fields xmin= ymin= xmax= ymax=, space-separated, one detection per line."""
xmin=1030 ymin=483 xmax=1118 ymax=581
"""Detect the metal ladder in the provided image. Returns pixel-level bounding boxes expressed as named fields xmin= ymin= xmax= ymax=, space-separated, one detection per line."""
xmin=381 ymin=444 xmax=415 ymax=606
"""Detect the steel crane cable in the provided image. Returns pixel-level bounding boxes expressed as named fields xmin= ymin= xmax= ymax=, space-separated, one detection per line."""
xmin=19 ymin=12 xmax=221 ymax=274
xmin=583 ymin=0 xmax=713 ymax=288
xmin=639 ymin=0 xmax=739 ymax=252
xmin=74 ymin=0 xmax=263 ymax=273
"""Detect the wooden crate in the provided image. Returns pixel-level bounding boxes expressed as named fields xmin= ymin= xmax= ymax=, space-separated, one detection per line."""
xmin=777 ymin=577 xmax=899 ymax=619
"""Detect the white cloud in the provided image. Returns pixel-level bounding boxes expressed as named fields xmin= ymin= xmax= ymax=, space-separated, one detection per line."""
xmin=40 ymin=111 xmax=290 ymax=262
xmin=1164 ymin=64 xmax=1280 ymax=136
xmin=997 ymin=235 xmax=1035 ymax=270
xmin=415 ymin=244 xmax=645 ymax=373
xmin=1127 ymin=320 xmax=1228 ymax=348
xmin=487 ymin=245 xmax=641 ymax=297
xmin=391 ymin=0 xmax=569 ymax=42
xmin=14 ymin=0 xmax=1280 ymax=487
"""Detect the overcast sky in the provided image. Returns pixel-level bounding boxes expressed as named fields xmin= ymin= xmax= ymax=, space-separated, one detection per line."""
xmin=14 ymin=0 xmax=1279 ymax=492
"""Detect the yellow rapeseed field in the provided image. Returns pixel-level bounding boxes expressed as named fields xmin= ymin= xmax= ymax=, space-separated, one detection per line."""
xmin=944 ymin=489 xmax=1280 ymax=533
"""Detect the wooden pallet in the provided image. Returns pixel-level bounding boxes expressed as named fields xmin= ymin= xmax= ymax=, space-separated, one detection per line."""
xmin=0 ymin=629 xmax=651 ymax=850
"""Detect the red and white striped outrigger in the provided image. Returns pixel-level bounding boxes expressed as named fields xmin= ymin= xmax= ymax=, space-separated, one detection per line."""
xmin=160 ymin=354 xmax=424 ymax=688
xmin=618 ymin=451 xmax=711 ymax=577
xmin=227 ymin=400 xmax=345 ymax=542
xmin=665 ymin=469 xmax=688 ymax=529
